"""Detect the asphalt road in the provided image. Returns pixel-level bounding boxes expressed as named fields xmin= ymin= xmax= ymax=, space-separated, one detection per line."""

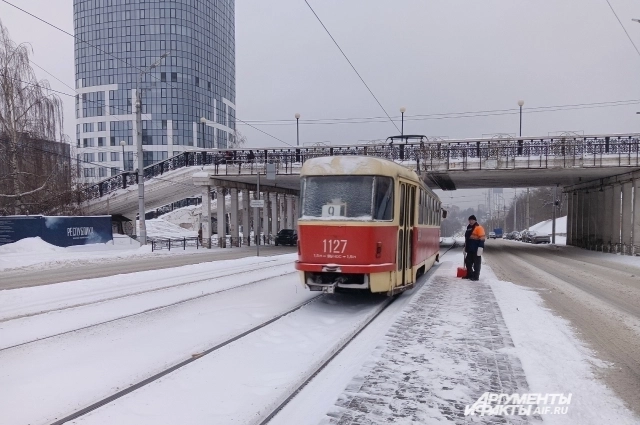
xmin=0 ymin=245 xmax=297 ymax=290
xmin=484 ymin=239 xmax=640 ymax=417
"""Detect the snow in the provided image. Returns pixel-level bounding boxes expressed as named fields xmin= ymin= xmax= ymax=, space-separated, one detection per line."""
xmin=0 ymin=236 xmax=62 ymax=254
xmin=1 ymin=248 xmax=636 ymax=424
xmin=0 ymin=255 xmax=310 ymax=425
xmin=0 ymin=235 xmax=208 ymax=272
xmin=485 ymin=265 xmax=637 ymax=424
xmin=304 ymin=156 xmax=379 ymax=174
xmin=529 ymin=215 xmax=567 ymax=236
xmin=140 ymin=218 xmax=197 ymax=238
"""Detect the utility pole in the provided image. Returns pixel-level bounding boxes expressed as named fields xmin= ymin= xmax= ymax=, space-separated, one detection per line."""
xmin=552 ymin=185 xmax=557 ymax=244
xmin=135 ymin=51 xmax=169 ymax=246
xmin=526 ymin=188 xmax=530 ymax=230
xmin=136 ymin=88 xmax=146 ymax=245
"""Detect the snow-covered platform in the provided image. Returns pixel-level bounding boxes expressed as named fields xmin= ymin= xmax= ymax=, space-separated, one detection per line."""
xmin=322 ymin=261 xmax=533 ymax=424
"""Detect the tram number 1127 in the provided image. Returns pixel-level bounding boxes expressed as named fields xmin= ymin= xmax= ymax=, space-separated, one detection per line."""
xmin=323 ymin=239 xmax=348 ymax=254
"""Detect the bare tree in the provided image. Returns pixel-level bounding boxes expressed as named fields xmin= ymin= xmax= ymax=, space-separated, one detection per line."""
xmin=0 ymin=19 xmax=66 ymax=214
xmin=229 ymin=130 xmax=247 ymax=149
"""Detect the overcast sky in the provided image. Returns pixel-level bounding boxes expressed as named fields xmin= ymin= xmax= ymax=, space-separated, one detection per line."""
xmin=1 ymin=0 xmax=640 ymax=209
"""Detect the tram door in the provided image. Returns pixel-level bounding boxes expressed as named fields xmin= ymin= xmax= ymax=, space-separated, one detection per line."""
xmin=398 ymin=182 xmax=415 ymax=286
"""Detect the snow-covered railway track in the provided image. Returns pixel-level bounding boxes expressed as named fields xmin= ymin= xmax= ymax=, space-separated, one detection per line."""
xmin=257 ymin=295 xmax=397 ymax=425
xmin=47 ymin=294 xmax=324 ymax=425
xmin=0 ymin=270 xmax=298 ymax=352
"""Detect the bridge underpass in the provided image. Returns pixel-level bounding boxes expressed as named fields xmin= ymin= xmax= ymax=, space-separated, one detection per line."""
xmin=81 ymin=133 xmax=640 ymax=252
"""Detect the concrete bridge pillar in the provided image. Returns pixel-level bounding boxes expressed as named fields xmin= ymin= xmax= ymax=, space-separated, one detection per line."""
xmin=271 ymin=192 xmax=279 ymax=238
xmin=612 ymin=184 xmax=622 ymax=250
xmin=242 ymin=189 xmax=250 ymax=246
xmin=262 ymin=192 xmax=269 ymax=244
xmin=230 ymin=188 xmax=239 ymax=247
xmin=595 ymin=189 xmax=605 ymax=247
xmin=201 ymin=185 xmax=212 ymax=248
xmin=576 ymin=191 xmax=584 ymax=247
xmin=567 ymin=192 xmax=574 ymax=246
xmin=603 ymin=186 xmax=614 ymax=247
xmin=216 ymin=186 xmax=226 ymax=248
xmin=293 ymin=196 xmax=298 ymax=229
xmin=622 ymin=182 xmax=633 ymax=252
xmin=588 ymin=191 xmax=598 ymax=248
xmin=286 ymin=195 xmax=294 ymax=229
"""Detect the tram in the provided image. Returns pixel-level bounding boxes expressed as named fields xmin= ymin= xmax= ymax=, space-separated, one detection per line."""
xmin=295 ymin=155 xmax=446 ymax=295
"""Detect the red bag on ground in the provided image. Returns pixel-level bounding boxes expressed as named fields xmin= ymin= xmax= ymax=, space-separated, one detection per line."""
xmin=457 ymin=252 xmax=467 ymax=278
xmin=457 ymin=267 xmax=467 ymax=278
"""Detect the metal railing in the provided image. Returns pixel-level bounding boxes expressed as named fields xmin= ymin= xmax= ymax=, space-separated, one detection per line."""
xmin=84 ymin=134 xmax=640 ymax=201
xmin=150 ymin=237 xmax=200 ymax=251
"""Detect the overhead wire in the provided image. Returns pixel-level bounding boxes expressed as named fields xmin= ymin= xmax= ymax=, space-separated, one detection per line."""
xmin=303 ymin=0 xmax=400 ymax=133
xmin=605 ymin=0 xmax=640 ymax=58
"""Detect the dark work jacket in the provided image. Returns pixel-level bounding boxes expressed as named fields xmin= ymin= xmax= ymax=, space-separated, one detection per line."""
xmin=464 ymin=223 xmax=485 ymax=254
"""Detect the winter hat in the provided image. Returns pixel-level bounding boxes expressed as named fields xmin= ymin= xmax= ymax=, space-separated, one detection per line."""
xmin=469 ymin=215 xmax=477 ymax=221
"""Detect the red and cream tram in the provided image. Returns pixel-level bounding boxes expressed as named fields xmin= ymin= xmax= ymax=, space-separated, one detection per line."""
xmin=295 ymin=156 xmax=446 ymax=295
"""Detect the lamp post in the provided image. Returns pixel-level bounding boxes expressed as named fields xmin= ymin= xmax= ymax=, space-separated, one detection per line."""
xmin=136 ymin=51 xmax=170 ymax=246
xmin=295 ymin=113 xmax=301 ymax=163
xmin=200 ymin=117 xmax=207 ymax=148
xmin=517 ymin=100 xmax=524 ymax=137
xmin=400 ymin=107 xmax=406 ymax=137
xmin=120 ymin=140 xmax=126 ymax=172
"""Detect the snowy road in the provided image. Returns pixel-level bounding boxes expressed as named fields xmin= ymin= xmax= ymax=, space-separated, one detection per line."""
xmin=484 ymin=239 xmax=640 ymax=417
xmin=0 ymin=245 xmax=296 ymax=290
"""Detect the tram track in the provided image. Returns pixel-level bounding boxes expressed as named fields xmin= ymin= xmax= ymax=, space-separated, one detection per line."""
xmin=47 ymin=293 xmax=324 ymax=425
xmin=259 ymin=244 xmax=456 ymax=424
xmin=1 ymin=258 xmax=294 ymax=323
xmin=34 ymin=246 xmax=454 ymax=425
xmin=258 ymin=294 xmax=397 ymax=425
xmin=0 ymin=270 xmax=298 ymax=352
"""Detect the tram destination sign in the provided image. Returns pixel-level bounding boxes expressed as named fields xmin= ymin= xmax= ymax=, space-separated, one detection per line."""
xmin=250 ymin=200 xmax=265 ymax=208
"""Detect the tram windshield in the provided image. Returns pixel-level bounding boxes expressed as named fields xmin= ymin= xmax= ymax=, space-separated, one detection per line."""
xmin=300 ymin=176 xmax=394 ymax=221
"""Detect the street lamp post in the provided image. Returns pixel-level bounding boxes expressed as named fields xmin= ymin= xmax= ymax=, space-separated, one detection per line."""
xmin=295 ymin=113 xmax=301 ymax=163
xmin=136 ymin=51 xmax=170 ymax=246
xmin=518 ymin=100 xmax=524 ymax=137
xmin=400 ymin=107 xmax=406 ymax=137
xmin=120 ymin=140 xmax=126 ymax=172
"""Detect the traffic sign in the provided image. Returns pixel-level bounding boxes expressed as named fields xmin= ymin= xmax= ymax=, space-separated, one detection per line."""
xmin=250 ymin=199 xmax=265 ymax=208
xmin=266 ymin=163 xmax=276 ymax=180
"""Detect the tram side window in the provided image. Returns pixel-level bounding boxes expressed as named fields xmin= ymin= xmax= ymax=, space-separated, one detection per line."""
xmin=373 ymin=176 xmax=394 ymax=221
xmin=418 ymin=190 xmax=424 ymax=225
xmin=429 ymin=197 xmax=434 ymax=225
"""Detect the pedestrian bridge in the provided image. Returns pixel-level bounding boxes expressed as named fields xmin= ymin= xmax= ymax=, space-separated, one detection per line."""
xmin=83 ymin=133 xmax=640 ymax=217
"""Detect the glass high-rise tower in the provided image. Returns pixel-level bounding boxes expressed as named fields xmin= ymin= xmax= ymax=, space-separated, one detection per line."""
xmin=74 ymin=0 xmax=236 ymax=182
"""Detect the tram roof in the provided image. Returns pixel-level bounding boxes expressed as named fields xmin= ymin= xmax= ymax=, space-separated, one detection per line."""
xmin=300 ymin=155 xmax=418 ymax=180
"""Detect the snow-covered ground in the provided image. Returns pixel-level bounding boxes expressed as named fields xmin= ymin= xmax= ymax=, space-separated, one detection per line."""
xmin=0 ymin=236 xmax=168 ymax=272
xmin=529 ymin=215 xmax=567 ymax=236
xmin=142 ymin=218 xmax=198 ymax=238
xmin=1 ymin=250 xmax=635 ymax=424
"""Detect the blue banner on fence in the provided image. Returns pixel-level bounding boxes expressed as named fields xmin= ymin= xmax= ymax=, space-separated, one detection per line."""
xmin=0 ymin=215 xmax=113 ymax=247
xmin=0 ymin=216 xmax=42 ymax=245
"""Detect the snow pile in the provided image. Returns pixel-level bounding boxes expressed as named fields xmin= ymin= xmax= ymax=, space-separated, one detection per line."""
xmin=0 ymin=237 xmax=62 ymax=254
xmin=141 ymin=218 xmax=197 ymax=239
xmin=529 ymin=216 xmax=567 ymax=236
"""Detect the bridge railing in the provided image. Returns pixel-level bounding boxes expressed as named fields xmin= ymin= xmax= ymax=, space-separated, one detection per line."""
xmin=84 ymin=135 xmax=640 ymax=201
